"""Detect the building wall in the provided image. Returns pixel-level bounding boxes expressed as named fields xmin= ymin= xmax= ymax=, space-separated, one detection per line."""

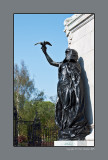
xmin=64 ymin=14 xmax=94 ymax=141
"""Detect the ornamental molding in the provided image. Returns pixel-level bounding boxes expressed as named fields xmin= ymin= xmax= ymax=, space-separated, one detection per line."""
xmin=64 ymin=14 xmax=94 ymax=37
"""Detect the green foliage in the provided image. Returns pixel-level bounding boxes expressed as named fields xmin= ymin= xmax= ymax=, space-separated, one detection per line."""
xmin=18 ymin=100 xmax=57 ymax=136
xmin=19 ymin=101 xmax=56 ymax=127
xmin=19 ymin=101 xmax=36 ymax=121
xmin=33 ymin=90 xmax=46 ymax=101
xmin=14 ymin=61 xmax=57 ymax=140
xmin=14 ymin=61 xmax=35 ymax=109
xmin=14 ymin=61 xmax=45 ymax=109
xmin=35 ymin=101 xmax=55 ymax=128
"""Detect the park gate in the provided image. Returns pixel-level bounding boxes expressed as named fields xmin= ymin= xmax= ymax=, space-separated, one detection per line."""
xmin=13 ymin=106 xmax=58 ymax=147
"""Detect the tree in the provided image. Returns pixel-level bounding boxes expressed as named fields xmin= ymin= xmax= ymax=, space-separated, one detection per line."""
xmin=14 ymin=61 xmax=57 ymax=139
xmin=49 ymin=95 xmax=57 ymax=104
xmin=14 ymin=61 xmax=46 ymax=111
xmin=18 ymin=100 xmax=57 ymax=136
xmin=33 ymin=90 xmax=46 ymax=102
xmin=14 ymin=61 xmax=35 ymax=110
xmin=18 ymin=100 xmax=56 ymax=127
xmin=35 ymin=101 xmax=55 ymax=128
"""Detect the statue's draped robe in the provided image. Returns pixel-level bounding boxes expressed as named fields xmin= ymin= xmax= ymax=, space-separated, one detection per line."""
xmin=55 ymin=60 xmax=89 ymax=140
xmin=43 ymin=49 xmax=91 ymax=140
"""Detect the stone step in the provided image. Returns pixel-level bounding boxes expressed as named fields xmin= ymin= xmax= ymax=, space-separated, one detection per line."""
xmin=54 ymin=140 xmax=94 ymax=146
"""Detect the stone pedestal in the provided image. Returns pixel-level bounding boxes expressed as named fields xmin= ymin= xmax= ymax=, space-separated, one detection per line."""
xmin=54 ymin=140 xmax=94 ymax=146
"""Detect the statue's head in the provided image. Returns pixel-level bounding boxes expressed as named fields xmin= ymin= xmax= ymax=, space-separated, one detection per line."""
xmin=65 ymin=48 xmax=78 ymax=61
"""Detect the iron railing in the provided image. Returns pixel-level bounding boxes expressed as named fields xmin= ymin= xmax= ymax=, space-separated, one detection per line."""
xmin=13 ymin=106 xmax=59 ymax=147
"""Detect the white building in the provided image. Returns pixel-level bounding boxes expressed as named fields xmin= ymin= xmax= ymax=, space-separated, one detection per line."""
xmin=64 ymin=14 xmax=94 ymax=143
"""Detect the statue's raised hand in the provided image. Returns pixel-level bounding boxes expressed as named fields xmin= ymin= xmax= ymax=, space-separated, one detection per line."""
xmin=34 ymin=41 xmax=52 ymax=54
xmin=41 ymin=45 xmax=47 ymax=54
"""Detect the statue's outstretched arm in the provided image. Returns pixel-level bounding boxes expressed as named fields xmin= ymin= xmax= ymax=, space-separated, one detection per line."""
xmin=41 ymin=46 xmax=60 ymax=67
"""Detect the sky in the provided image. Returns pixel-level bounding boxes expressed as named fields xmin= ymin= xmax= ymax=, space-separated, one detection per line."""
xmin=14 ymin=14 xmax=73 ymax=100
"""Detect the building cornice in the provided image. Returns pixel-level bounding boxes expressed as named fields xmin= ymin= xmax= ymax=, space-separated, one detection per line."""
xmin=64 ymin=14 xmax=94 ymax=37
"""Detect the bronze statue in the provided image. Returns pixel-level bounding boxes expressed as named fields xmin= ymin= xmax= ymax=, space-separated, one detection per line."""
xmin=35 ymin=41 xmax=91 ymax=140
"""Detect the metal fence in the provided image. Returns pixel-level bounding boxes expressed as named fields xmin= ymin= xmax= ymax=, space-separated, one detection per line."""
xmin=13 ymin=106 xmax=58 ymax=147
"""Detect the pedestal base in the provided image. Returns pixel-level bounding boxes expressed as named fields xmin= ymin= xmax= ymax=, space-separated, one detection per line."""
xmin=54 ymin=140 xmax=94 ymax=146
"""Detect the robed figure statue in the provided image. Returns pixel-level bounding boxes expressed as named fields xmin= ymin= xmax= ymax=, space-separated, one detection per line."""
xmin=41 ymin=45 xmax=91 ymax=140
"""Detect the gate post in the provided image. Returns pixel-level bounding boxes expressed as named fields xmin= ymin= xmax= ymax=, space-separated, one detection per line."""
xmin=13 ymin=106 xmax=18 ymax=146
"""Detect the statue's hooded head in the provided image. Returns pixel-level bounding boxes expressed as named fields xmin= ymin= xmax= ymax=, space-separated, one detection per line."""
xmin=65 ymin=48 xmax=78 ymax=62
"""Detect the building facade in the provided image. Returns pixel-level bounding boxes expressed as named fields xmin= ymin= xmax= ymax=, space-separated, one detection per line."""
xmin=64 ymin=14 xmax=94 ymax=141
